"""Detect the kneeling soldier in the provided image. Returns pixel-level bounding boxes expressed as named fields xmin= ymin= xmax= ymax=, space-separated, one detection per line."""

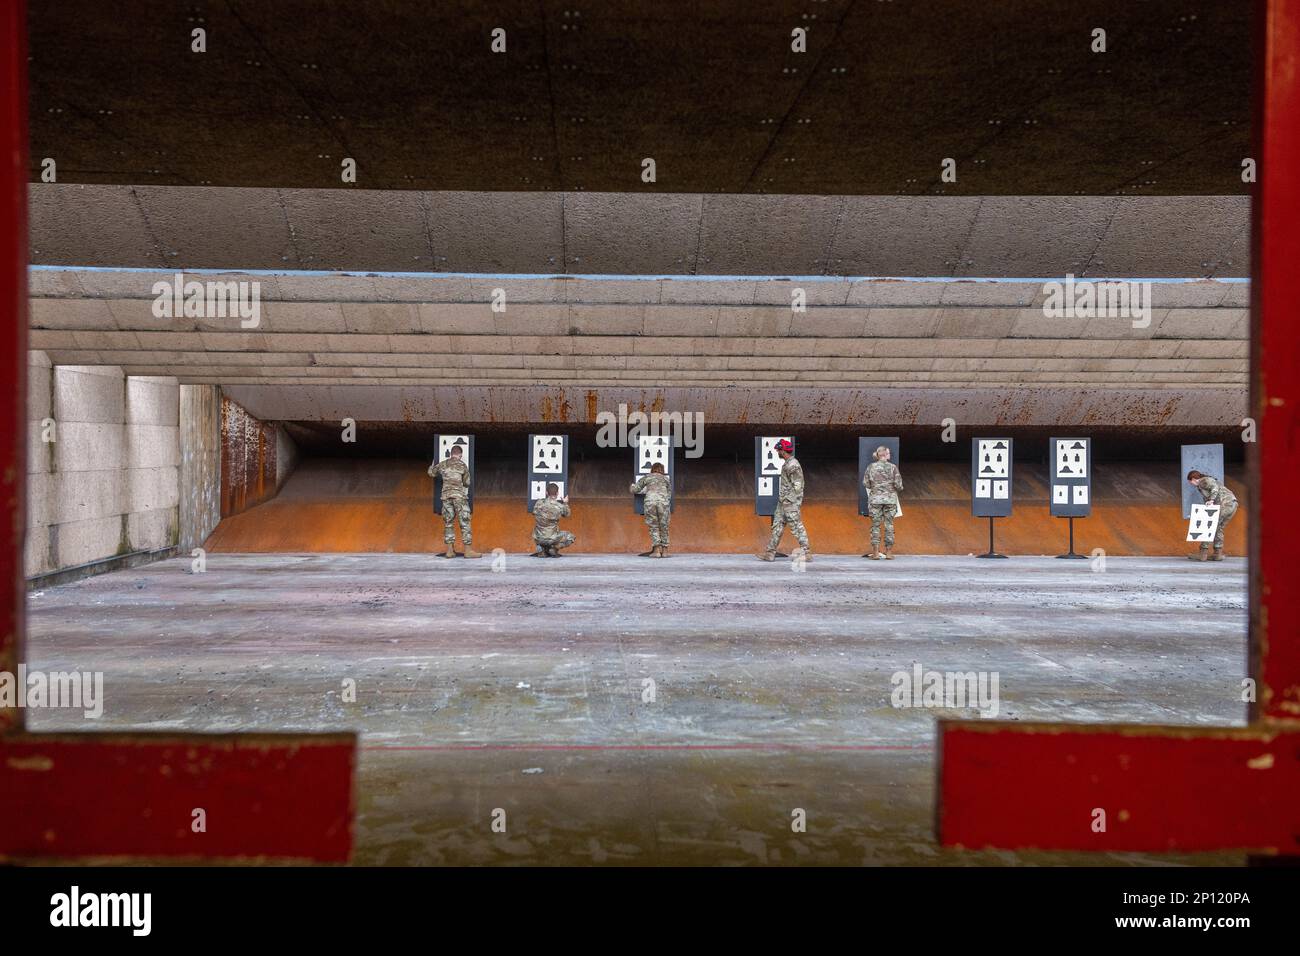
xmin=1186 ymin=469 xmax=1240 ymax=561
xmin=630 ymin=462 xmax=672 ymax=557
xmin=863 ymin=445 xmax=904 ymax=560
xmin=428 ymin=445 xmax=481 ymax=558
xmin=533 ymin=483 xmax=575 ymax=557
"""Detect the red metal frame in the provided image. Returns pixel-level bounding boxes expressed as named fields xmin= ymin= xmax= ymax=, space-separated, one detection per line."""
xmin=0 ymin=1 xmax=356 ymax=862
xmin=0 ymin=735 xmax=355 ymax=861
xmin=1252 ymin=0 xmax=1300 ymax=722
xmin=3 ymin=1 xmax=1296 ymax=862
xmin=940 ymin=0 xmax=1300 ymax=855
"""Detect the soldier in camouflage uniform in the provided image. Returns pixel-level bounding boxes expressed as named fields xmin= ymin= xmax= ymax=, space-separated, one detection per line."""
xmin=630 ymin=462 xmax=672 ymax=557
xmin=863 ymin=445 xmax=904 ymax=560
xmin=759 ymin=439 xmax=811 ymax=562
xmin=428 ymin=445 xmax=481 ymax=558
xmin=1186 ymin=469 xmax=1240 ymax=561
xmin=532 ymin=483 xmax=575 ymax=557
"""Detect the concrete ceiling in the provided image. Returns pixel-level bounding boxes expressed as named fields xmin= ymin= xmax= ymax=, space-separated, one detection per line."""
xmin=24 ymin=1 xmax=1252 ymax=431
xmin=28 ymin=0 xmax=1251 ymax=195
xmin=29 ymin=186 xmax=1250 ymax=278
xmin=29 ymin=271 xmax=1247 ymax=407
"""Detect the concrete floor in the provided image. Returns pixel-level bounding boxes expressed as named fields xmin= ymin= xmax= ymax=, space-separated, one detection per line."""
xmin=25 ymin=553 xmax=1249 ymax=865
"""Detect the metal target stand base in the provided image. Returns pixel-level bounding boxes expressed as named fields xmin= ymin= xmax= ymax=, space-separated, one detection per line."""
xmin=1056 ymin=516 xmax=1088 ymax=559
xmin=976 ymin=516 xmax=1008 ymax=558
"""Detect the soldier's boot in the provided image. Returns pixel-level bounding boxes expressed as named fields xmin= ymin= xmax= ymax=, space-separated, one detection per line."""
xmin=659 ymin=546 xmax=668 ymax=558
xmin=757 ymin=550 xmax=776 ymax=561
xmin=867 ymin=549 xmax=881 ymax=560
xmin=884 ymin=545 xmax=894 ymax=560
xmin=464 ymin=547 xmax=483 ymax=559
xmin=1210 ymin=548 xmax=1225 ymax=561
xmin=1188 ymin=549 xmax=1210 ymax=562
xmin=444 ymin=544 xmax=456 ymax=558
xmin=650 ymin=545 xmax=663 ymax=558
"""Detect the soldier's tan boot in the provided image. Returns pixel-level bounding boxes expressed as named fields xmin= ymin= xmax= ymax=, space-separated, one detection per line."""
xmin=1188 ymin=549 xmax=1210 ymax=562
xmin=868 ymin=550 xmax=880 ymax=560
xmin=1210 ymin=548 xmax=1225 ymax=561
xmin=652 ymin=546 xmax=665 ymax=558
xmin=757 ymin=550 xmax=776 ymax=561
xmin=444 ymin=545 xmax=456 ymax=558
xmin=464 ymin=547 xmax=483 ymax=559
xmin=884 ymin=546 xmax=894 ymax=560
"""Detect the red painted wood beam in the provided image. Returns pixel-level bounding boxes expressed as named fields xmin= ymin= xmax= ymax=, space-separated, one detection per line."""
xmin=0 ymin=0 xmax=29 ymax=734
xmin=1253 ymin=0 xmax=1300 ymax=720
xmin=938 ymin=722 xmax=1300 ymax=853
xmin=0 ymin=734 xmax=357 ymax=861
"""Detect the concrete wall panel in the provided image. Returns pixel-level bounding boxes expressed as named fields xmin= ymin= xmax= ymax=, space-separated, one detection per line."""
xmin=26 ymin=358 xmax=181 ymax=577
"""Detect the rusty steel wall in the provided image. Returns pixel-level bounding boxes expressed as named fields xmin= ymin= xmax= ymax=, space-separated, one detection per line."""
xmin=220 ymin=395 xmax=280 ymax=518
xmin=205 ymin=458 xmax=1248 ymax=557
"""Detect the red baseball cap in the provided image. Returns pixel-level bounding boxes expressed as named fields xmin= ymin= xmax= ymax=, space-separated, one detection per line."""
xmin=775 ymin=439 xmax=794 ymax=453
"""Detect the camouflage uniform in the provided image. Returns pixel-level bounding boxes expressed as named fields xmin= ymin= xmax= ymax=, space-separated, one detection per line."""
xmin=863 ymin=459 xmax=904 ymax=550
xmin=767 ymin=456 xmax=810 ymax=552
xmin=1193 ymin=475 xmax=1239 ymax=551
xmin=630 ymin=472 xmax=672 ymax=548
xmin=430 ymin=457 xmax=473 ymax=547
xmin=533 ymin=497 xmax=575 ymax=552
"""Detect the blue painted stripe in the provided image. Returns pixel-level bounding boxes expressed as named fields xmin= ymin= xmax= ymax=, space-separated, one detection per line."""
xmin=28 ymin=264 xmax=1249 ymax=284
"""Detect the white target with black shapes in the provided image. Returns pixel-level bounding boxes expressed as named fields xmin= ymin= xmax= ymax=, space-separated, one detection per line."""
xmin=971 ymin=437 xmax=1013 ymax=517
xmin=755 ymin=436 xmax=793 ymax=516
xmin=431 ymin=433 xmax=474 ymax=515
xmin=632 ymin=434 xmax=675 ymax=515
xmin=1049 ymin=437 xmax=1091 ymax=518
xmin=527 ymin=434 xmax=569 ymax=513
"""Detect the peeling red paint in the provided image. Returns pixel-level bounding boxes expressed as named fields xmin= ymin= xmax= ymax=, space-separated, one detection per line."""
xmin=939 ymin=724 xmax=1300 ymax=853
xmin=0 ymin=734 xmax=356 ymax=861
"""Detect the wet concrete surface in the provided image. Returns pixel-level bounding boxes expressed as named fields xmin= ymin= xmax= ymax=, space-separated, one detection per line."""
xmin=25 ymin=553 xmax=1249 ymax=865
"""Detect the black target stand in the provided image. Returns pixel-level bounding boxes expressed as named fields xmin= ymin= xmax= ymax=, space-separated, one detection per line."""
xmin=1056 ymin=516 xmax=1087 ymax=559
xmin=976 ymin=516 xmax=1007 ymax=558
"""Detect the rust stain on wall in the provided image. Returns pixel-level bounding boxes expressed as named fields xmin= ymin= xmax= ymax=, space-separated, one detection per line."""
xmin=220 ymin=396 xmax=278 ymax=518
